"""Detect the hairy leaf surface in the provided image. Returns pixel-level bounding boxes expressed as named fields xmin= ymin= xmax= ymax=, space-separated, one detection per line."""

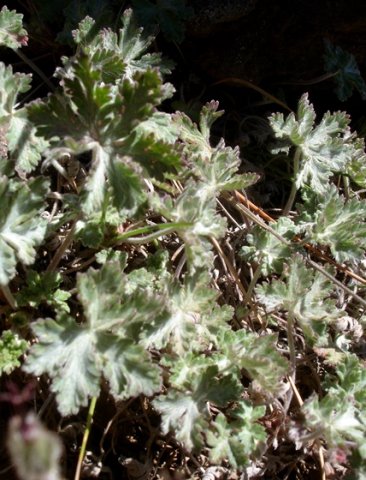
xmin=256 ymin=255 xmax=341 ymax=344
xmin=154 ymin=358 xmax=241 ymax=450
xmin=0 ymin=6 xmax=28 ymax=49
xmin=0 ymin=63 xmax=46 ymax=172
xmin=143 ymin=273 xmax=232 ymax=353
xmin=73 ymin=9 xmax=172 ymax=81
xmin=24 ymin=261 xmax=165 ymax=415
xmin=270 ymin=93 xmax=362 ymax=193
xmin=214 ymin=329 xmax=289 ymax=394
xmin=207 ymin=402 xmax=266 ymax=468
xmin=242 ymin=217 xmax=299 ymax=275
xmin=0 ymin=177 xmax=49 ymax=285
xmin=299 ymin=186 xmax=366 ymax=263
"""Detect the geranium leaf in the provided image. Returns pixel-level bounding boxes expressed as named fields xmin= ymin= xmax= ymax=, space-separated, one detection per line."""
xmin=150 ymin=181 xmax=227 ymax=272
xmin=0 ymin=6 xmax=28 ymax=49
xmin=256 ymin=255 xmax=341 ymax=344
xmin=143 ymin=272 xmax=232 ymax=353
xmin=241 ymin=217 xmax=299 ymax=275
xmin=16 ymin=270 xmax=70 ymax=313
xmin=30 ymin=55 xmax=178 ymax=214
xmin=214 ymin=329 xmax=289 ymax=394
xmin=154 ymin=359 xmax=241 ymax=451
xmin=207 ymin=402 xmax=266 ymax=469
xmin=24 ymin=261 xmax=166 ymax=415
xmin=324 ymin=39 xmax=366 ymax=102
xmin=72 ymin=9 xmax=173 ymax=82
xmin=0 ymin=62 xmax=45 ymax=172
xmin=270 ymin=93 xmax=362 ymax=193
xmin=0 ymin=177 xmax=49 ymax=286
xmin=24 ymin=316 xmax=101 ymax=416
xmin=299 ymin=185 xmax=366 ymax=263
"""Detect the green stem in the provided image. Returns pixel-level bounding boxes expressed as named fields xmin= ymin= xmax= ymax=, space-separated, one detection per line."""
xmin=113 ymin=222 xmax=192 ymax=244
xmin=123 ymin=227 xmax=178 ymax=244
xmin=283 ymin=147 xmax=301 ymax=216
xmin=343 ymin=175 xmax=351 ymax=200
xmin=74 ymin=396 xmax=97 ymax=480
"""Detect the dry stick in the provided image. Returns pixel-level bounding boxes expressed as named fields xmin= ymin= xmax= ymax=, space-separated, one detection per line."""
xmin=62 ymin=255 xmax=96 ymax=275
xmin=306 ymin=257 xmax=366 ymax=310
xmin=217 ymin=198 xmax=244 ymax=230
xmin=233 ymin=191 xmax=366 ymax=286
xmin=286 ymin=377 xmax=326 ymax=480
xmin=210 ymin=236 xmax=247 ymax=299
xmin=100 ymin=398 xmax=135 ymax=455
xmin=242 ymin=260 xmax=262 ymax=306
xmin=15 ymin=49 xmax=55 ymax=92
xmin=46 ymin=220 xmax=77 ymax=273
xmin=234 ymin=191 xmax=274 ymax=222
xmin=287 ymin=376 xmax=303 ymax=409
xmin=276 ymin=70 xmax=339 ymax=86
xmin=284 ymin=312 xmax=297 ymax=413
xmin=233 ymin=199 xmax=366 ymax=310
xmin=212 ymin=77 xmax=292 ymax=112
xmin=1 ymin=285 xmax=17 ymax=310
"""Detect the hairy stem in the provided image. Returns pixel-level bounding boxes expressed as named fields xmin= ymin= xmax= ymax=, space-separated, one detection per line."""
xmin=114 ymin=222 xmax=192 ymax=244
xmin=74 ymin=396 xmax=97 ymax=480
xmin=283 ymin=147 xmax=301 ymax=216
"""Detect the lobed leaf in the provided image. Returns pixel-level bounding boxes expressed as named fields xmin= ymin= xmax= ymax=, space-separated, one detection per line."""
xmin=173 ymin=101 xmax=223 ymax=160
xmin=242 ymin=217 xmax=299 ymax=275
xmin=207 ymin=402 xmax=266 ymax=469
xmin=143 ymin=272 xmax=232 ymax=353
xmin=0 ymin=6 xmax=28 ymax=49
xmin=154 ymin=358 xmax=241 ymax=451
xmin=24 ymin=261 xmax=166 ymax=415
xmin=324 ymin=39 xmax=366 ymax=102
xmin=302 ymin=393 xmax=365 ymax=448
xmin=30 ymin=55 xmax=179 ymax=215
xmin=72 ymin=9 xmax=173 ymax=82
xmin=0 ymin=62 xmax=45 ymax=172
xmin=299 ymin=185 xmax=366 ymax=263
xmin=149 ymin=181 xmax=227 ymax=272
xmin=16 ymin=270 xmax=71 ymax=313
xmin=256 ymin=254 xmax=341 ymax=344
xmin=214 ymin=328 xmax=289 ymax=394
xmin=0 ymin=177 xmax=49 ymax=286
xmin=270 ymin=93 xmax=363 ymax=193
